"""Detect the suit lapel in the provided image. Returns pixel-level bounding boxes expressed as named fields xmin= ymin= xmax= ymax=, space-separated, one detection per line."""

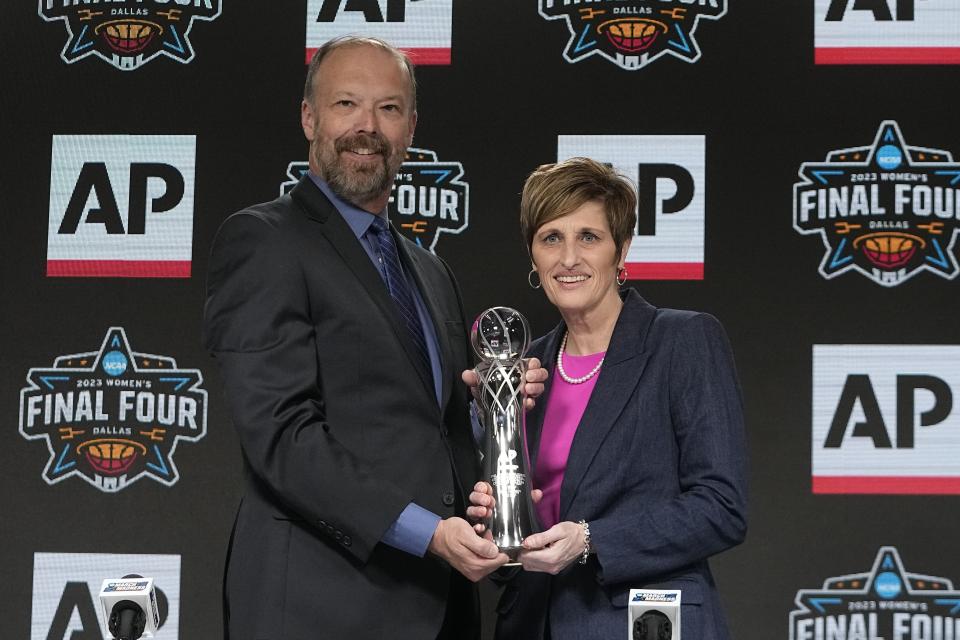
xmin=290 ymin=178 xmax=436 ymax=403
xmin=558 ymin=290 xmax=656 ymax=520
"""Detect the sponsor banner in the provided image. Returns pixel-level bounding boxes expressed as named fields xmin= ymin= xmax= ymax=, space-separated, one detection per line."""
xmin=281 ymin=147 xmax=469 ymax=253
xmin=791 ymin=547 xmax=960 ymax=639
xmin=306 ymin=0 xmax=453 ymax=65
xmin=815 ymin=0 xmax=960 ymax=64
xmin=793 ymin=121 xmax=960 ymax=287
xmin=558 ymin=135 xmax=705 ymax=280
xmin=812 ymin=345 xmax=960 ymax=494
xmin=32 ymin=552 xmax=179 ymax=640
xmin=19 ymin=328 xmax=208 ymax=492
xmin=38 ymin=0 xmax=221 ymax=71
xmin=539 ymin=0 xmax=726 ymax=71
xmin=47 ymin=135 xmax=196 ymax=278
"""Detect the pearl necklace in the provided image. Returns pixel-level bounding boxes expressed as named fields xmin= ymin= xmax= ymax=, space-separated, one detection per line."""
xmin=556 ymin=332 xmax=604 ymax=385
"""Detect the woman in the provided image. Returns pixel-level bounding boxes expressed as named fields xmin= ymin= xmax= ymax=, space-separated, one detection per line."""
xmin=469 ymin=157 xmax=748 ymax=640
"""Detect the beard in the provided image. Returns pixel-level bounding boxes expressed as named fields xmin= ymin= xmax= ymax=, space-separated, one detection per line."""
xmin=312 ymin=130 xmax=405 ymax=207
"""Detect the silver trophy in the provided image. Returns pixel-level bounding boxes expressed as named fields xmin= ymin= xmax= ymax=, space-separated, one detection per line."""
xmin=471 ymin=307 xmax=541 ymax=560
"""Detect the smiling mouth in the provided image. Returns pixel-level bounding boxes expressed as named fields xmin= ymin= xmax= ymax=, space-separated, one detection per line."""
xmin=556 ymin=275 xmax=589 ymax=283
xmin=347 ymin=148 xmax=378 ymax=156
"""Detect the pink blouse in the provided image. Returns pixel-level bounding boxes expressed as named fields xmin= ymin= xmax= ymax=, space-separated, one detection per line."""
xmin=532 ymin=351 xmax=605 ymax=529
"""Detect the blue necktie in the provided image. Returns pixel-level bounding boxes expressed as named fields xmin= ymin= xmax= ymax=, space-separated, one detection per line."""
xmin=367 ymin=216 xmax=432 ymax=375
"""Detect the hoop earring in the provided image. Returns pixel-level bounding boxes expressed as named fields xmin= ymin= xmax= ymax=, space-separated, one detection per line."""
xmin=528 ymin=268 xmax=542 ymax=289
xmin=616 ymin=266 xmax=627 ymax=286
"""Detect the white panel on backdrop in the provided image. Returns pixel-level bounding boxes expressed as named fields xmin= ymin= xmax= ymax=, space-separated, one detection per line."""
xmin=47 ymin=135 xmax=196 ymax=278
xmin=305 ymin=0 xmax=453 ymax=65
xmin=31 ymin=552 xmax=180 ymax=640
xmin=812 ymin=345 xmax=960 ymax=494
xmin=558 ymin=135 xmax=705 ymax=280
xmin=815 ymin=0 xmax=960 ymax=63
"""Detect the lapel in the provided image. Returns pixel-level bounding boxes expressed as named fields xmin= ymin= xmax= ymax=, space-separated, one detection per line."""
xmin=395 ymin=231 xmax=452 ymax=409
xmin=557 ymin=289 xmax=656 ymax=520
xmin=290 ymin=177 xmax=436 ymax=404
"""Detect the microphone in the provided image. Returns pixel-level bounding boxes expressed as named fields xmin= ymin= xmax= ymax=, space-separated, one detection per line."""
xmin=98 ymin=577 xmax=160 ymax=639
xmin=629 ymin=589 xmax=681 ymax=640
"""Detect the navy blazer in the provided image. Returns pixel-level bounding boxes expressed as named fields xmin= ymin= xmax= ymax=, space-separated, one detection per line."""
xmin=495 ymin=289 xmax=748 ymax=640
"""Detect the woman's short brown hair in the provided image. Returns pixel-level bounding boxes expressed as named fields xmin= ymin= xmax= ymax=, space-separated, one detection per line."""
xmin=520 ymin=157 xmax=637 ymax=261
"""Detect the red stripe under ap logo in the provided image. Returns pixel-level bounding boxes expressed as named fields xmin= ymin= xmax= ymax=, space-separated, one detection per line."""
xmin=814 ymin=476 xmax=960 ymax=494
xmin=625 ymin=263 xmax=705 ymax=281
xmin=815 ymin=47 xmax=960 ymax=64
xmin=305 ymin=47 xmax=451 ymax=65
xmin=46 ymin=260 xmax=192 ymax=278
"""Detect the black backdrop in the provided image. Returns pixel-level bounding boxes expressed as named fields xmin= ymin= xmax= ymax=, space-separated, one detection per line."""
xmin=4 ymin=1 xmax=960 ymax=638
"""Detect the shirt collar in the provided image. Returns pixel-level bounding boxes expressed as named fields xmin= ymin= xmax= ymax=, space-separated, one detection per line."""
xmin=308 ymin=171 xmax=387 ymax=240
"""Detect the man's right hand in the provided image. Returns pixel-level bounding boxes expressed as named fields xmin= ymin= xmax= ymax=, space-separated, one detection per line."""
xmin=427 ymin=517 xmax=510 ymax=582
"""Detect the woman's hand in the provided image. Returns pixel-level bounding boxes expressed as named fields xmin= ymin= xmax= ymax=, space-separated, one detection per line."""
xmin=467 ymin=482 xmax=543 ymax=534
xmin=518 ymin=521 xmax=585 ymax=575
xmin=461 ymin=357 xmax=548 ymax=409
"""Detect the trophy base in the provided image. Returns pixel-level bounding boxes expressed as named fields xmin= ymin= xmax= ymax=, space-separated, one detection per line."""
xmin=500 ymin=545 xmax=523 ymax=565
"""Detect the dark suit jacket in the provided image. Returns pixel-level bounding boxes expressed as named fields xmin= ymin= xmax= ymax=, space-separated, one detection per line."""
xmin=495 ymin=290 xmax=748 ymax=640
xmin=203 ymin=177 xmax=479 ymax=640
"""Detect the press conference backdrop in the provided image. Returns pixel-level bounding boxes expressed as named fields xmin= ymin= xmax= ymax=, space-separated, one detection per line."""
xmin=3 ymin=1 xmax=960 ymax=638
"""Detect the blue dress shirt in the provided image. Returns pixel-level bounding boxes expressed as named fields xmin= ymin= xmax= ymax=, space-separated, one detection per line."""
xmin=308 ymin=173 xmax=442 ymax=558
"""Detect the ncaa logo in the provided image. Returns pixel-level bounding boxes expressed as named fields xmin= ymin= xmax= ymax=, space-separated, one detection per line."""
xmin=812 ymin=345 xmax=960 ymax=494
xmin=306 ymin=0 xmax=453 ymax=64
xmin=32 ymin=553 xmax=180 ymax=640
xmin=816 ymin=0 xmax=960 ymax=64
xmin=47 ymin=135 xmax=196 ymax=278
xmin=790 ymin=547 xmax=960 ymax=640
xmin=19 ymin=328 xmax=208 ymax=492
xmin=558 ymin=135 xmax=705 ymax=280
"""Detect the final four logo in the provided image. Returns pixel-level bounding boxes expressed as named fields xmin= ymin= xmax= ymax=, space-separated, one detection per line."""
xmin=19 ymin=328 xmax=207 ymax=492
xmin=539 ymin=0 xmax=726 ymax=70
xmin=791 ymin=547 xmax=960 ymax=639
xmin=794 ymin=121 xmax=960 ymax=286
xmin=282 ymin=147 xmax=469 ymax=253
xmin=39 ymin=0 xmax=221 ymax=70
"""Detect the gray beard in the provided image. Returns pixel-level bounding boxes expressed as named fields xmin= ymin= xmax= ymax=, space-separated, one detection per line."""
xmin=313 ymin=133 xmax=402 ymax=207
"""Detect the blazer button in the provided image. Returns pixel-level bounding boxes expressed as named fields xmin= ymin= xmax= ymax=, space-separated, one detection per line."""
xmin=318 ymin=519 xmax=326 ymax=528
xmin=342 ymin=536 xmax=352 ymax=547
xmin=442 ymin=491 xmax=455 ymax=507
xmin=334 ymin=531 xmax=343 ymax=541
xmin=326 ymin=524 xmax=335 ymax=535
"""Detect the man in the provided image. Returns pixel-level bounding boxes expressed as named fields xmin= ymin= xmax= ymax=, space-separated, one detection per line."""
xmin=203 ymin=37 xmax=544 ymax=639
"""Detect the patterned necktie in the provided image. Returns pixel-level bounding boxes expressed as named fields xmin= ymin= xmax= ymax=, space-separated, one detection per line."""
xmin=367 ymin=216 xmax=432 ymax=376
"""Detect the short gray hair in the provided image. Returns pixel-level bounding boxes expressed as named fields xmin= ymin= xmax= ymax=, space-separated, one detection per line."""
xmin=304 ymin=36 xmax=417 ymax=110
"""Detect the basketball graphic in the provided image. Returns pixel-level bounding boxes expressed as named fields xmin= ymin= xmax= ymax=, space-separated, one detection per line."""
xmin=79 ymin=439 xmax=147 ymax=475
xmin=95 ymin=20 xmax=162 ymax=55
xmin=854 ymin=232 xmax=924 ymax=269
xmin=598 ymin=19 xmax=667 ymax=53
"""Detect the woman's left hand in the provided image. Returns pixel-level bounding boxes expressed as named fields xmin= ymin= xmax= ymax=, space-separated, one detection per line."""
xmin=518 ymin=521 xmax=586 ymax=575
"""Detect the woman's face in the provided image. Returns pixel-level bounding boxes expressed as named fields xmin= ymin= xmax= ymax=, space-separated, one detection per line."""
xmin=530 ymin=200 xmax=626 ymax=319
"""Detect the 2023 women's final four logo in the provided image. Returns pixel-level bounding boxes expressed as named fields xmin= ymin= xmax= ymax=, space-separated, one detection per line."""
xmin=539 ymin=0 xmax=726 ymax=70
xmin=18 ymin=328 xmax=207 ymax=492
xmin=39 ymin=0 xmax=221 ymax=70
xmin=794 ymin=121 xmax=960 ymax=287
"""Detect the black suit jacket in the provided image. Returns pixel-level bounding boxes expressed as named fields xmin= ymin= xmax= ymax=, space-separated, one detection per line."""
xmin=495 ymin=290 xmax=748 ymax=640
xmin=203 ymin=177 xmax=479 ymax=639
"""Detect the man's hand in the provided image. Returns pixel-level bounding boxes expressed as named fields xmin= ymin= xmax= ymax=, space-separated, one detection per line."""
xmin=467 ymin=481 xmax=542 ymax=534
xmin=427 ymin=517 xmax=510 ymax=582
xmin=461 ymin=357 xmax=548 ymax=410
xmin=518 ymin=521 xmax=585 ymax=575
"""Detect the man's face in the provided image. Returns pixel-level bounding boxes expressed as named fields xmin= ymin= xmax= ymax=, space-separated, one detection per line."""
xmin=301 ymin=45 xmax=416 ymax=212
